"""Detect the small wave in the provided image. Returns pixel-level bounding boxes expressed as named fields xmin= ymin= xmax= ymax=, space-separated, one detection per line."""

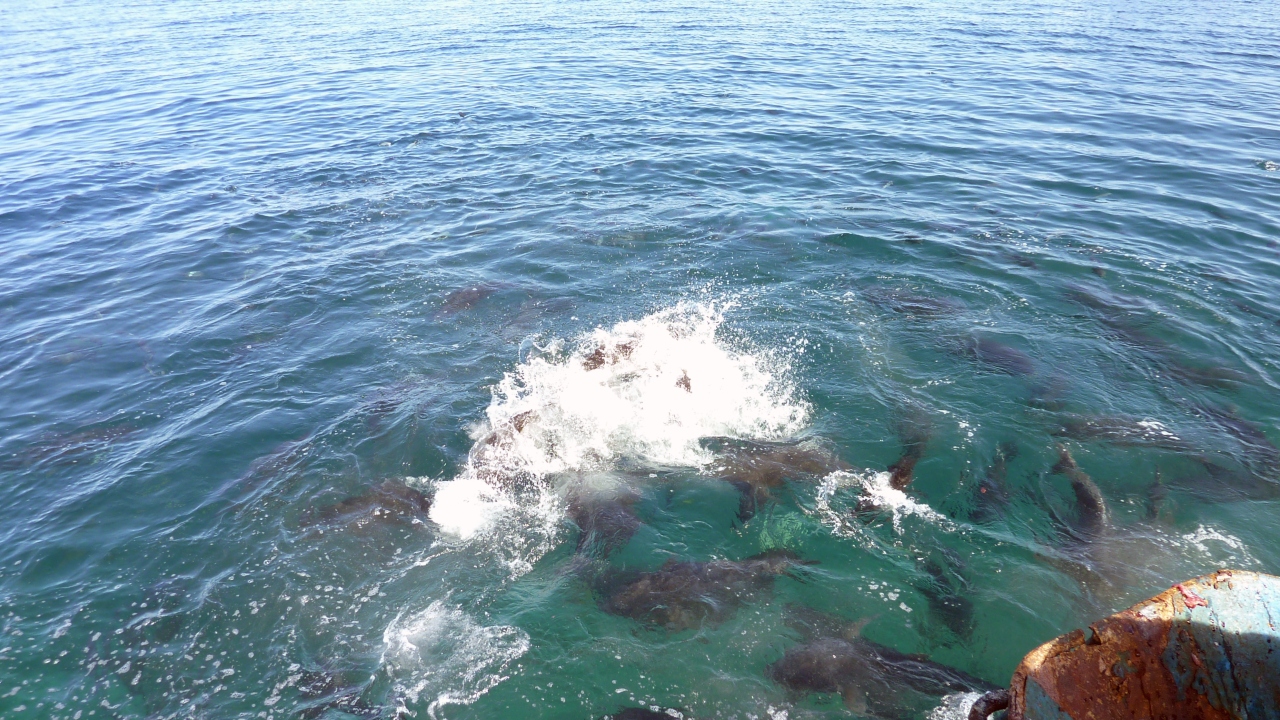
xmin=381 ymin=601 xmax=530 ymax=719
xmin=429 ymin=301 xmax=809 ymax=571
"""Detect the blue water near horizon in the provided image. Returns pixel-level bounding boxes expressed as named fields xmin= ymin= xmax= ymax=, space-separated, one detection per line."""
xmin=2 ymin=0 xmax=1279 ymax=718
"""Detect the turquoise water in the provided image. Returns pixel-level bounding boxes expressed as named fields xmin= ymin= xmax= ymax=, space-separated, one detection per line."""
xmin=2 ymin=0 xmax=1279 ymax=718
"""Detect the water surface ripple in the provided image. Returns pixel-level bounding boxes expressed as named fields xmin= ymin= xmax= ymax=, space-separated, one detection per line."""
xmin=2 ymin=0 xmax=1279 ymax=718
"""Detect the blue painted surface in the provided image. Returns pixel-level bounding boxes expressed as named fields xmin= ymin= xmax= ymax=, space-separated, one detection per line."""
xmin=1023 ymin=678 xmax=1074 ymax=720
xmin=1168 ymin=576 xmax=1280 ymax=720
xmin=1019 ymin=574 xmax=1280 ymax=720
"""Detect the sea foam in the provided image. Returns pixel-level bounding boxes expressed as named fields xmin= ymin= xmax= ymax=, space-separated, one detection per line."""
xmin=812 ymin=469 xmax=952 ymax=536
xmin=429 ymin=302 xmax=809 ymax=569
xmin=382 ymin=601 xmax=530 ymax=719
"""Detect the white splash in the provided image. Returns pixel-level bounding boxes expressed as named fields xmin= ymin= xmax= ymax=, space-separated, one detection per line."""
xmin=1180 ymin=524 xmax=1256 ymax=566
xmin=429 ymin=302 xmax=809 ymax=569
xmin=814 ymin=470 xmax=949 ymax=534
xmin=927 ymin=692 xmax=985 ymax=720
xmin=1135 ymin=419 xmax=1181 ymax=441
xmin=381 ymin=601 xmax=530 ymax=719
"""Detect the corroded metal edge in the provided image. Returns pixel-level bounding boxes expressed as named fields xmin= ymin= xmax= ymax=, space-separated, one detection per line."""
xmin=1005 ymin=569 xmax=1280 ymax=720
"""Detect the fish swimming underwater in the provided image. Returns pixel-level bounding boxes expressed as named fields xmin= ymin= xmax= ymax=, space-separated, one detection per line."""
xmin=294 ymin=669 xmax=380 ymax=719
xmin=1193 ymin=404 xmax=1280 ymax=474
xmin=767 ymin=606 xmax=995 ymax=718
xmin=863 ymin=288 xmax=966 ymax=319
xmin=916 ymin=555 xmax=975 ymax=641
xmin=1004 ymin=251 xmax=1038 ymax=269
xmin=596 ymin=550 xmax=811 ymax=631
xmin=502 ymin=296 xmax=576 ymax=340
xmin=1050 ymin=407 xmax=1279 ymax=500
xmin=702 ymin=437 xmax=850 ymax=520
xmin=566 ymin=486 xmax=643 ymax=556
xmin=1050 ymin=445 xmax=1110 ymax=540
xmin=437 ymin=283 xmax=505 ymax=317
xmin=886 ymin=410 xmax=932 ymax=491
xmin=1049 ymin=414 xmax=1192 ymax=452
xmin=300 ymin=480 xmax=432 ymax=530
xmin=852 ymin=413 xmax=935 ymax=516
xmin=1065 ymin=284 xmax=1249 ymax=389
xmin=1171 ymin=457 xmax=1280 ymax=501
xmin=1036 ymin=447 xmax=1206 ymax=606
xmin=959 ymin=335 xmax=1036 ymax=377
xmin=971 ymin=442 xmax=1017 ymax=523
xmin=4 ymin=423 xmax=140 ymax=470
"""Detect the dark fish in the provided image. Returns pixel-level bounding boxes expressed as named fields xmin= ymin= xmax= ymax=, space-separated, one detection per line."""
xmin=1145 ymin=469 xmax=1169 ymax=521
xmin=1232 ymin=299 xmax=1262 ymax=316
xmin=503 ymin=297 xmax=576 ymax=338
xmin=1065 ymin=286 xmax=1175 ymax=355
xmin=1065 ymin=285 xmax=1249 ymax=389
xmin=301 ymin=480 xmax=432 ymax=529
xmin=1164 ymin=362 xmax=1249 ymax=389
xmin=1193 ymin=405 xmax=1280 ymax=472
xmin=972 ymin=442 xmax=1016 ymax=522
xmin=865 ymin=290 xmax=966 ymax=319
xmin=703 ymin=438 xmax=849 ymax=521
xmin=363 ymin=396 xmax=406 ymax=431
xmin=359 ymin=380 xmax=427 ymax=432
xmin=568 ymin=490 xmax=642 ymax=556
xmin=1050 ymin=415 xmax=1192 ymax=452
xmin=215 ymin=436 xmax=312 ymax=507
xmin=295 ymin=669 xmax=380 ymax=719
xmin=1027 ymin=372 xmax=1070 ymax=411
xmin=1064 ymin=284 xmax=1145 ymax=316
xmin=1175 ymin=458 xmax=1280 ymax=501
xmin=462 ymin=411 xmax=546 ymax=494
xmin=768 ymin=608 xmax=994 ymax=717
xmin=132 ymin=576 xmax=197 ymax=644
xmin=853 ymin=414 xmax=933 ymax=515
xmin=1051 ymin=446 xmax=1110 ymax=540
xmin=1005 ymin=252 xmax=1038 ymax=269
xmin=597 ymin=550 xmax=810 ymax=630
xmin=961 ymin=336 xmax=1035 ymax=376
xmin=583 ymin=340 xmax=636 ymax=370
xmin=886 ymin=449 xmax=923 ymax=490
xmin=675 ymin=370 xmax=692 ymax=392
xmin=5 ymin=423 xmax=140 ymax=470
xmin=438 ymin=283 xmax=502 ymax=316
xmin=887 ymin=411 xmax=931 ymax=490
xmin=1230 ymin=299 xmax=1280 ymax=328
xmin=1202 ymin=270 xmax=1244 ymax=286
xmin=917 ymin=556 xmax=974 ymax=640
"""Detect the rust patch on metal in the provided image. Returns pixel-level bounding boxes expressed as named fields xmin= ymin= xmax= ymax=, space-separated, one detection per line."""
xmin=1005 ymin=569 xmax=1280 ymax=720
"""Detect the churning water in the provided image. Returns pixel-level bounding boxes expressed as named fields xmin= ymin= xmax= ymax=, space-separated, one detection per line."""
xmin=1 ymin=0 xmax=1278 ymax=718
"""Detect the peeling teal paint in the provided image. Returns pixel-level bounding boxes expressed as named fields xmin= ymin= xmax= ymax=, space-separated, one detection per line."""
xmin=1022 ymin=573 xmax=1280 ymax=720
xmin=1023 ymin=678 xmax=1073 ymax=720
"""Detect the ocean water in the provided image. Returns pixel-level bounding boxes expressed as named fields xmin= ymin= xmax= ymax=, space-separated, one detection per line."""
xmin=2 ymin=0 xmax=1279 ymax=718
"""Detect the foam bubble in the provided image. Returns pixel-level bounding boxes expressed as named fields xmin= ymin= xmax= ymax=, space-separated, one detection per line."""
xmin=1180 ymin=524 xmax=1256 ymax=565
xmin=812 ymin=470 xmax=951 ymax=535
xmin=430 ymin=302 xmax=809 ymax=562
xmin=381 ymin=601 xmax=530 ymax=718
xmin=1135 ymin=419 xmax=1181 ymax=440
xmin=927 ymin=692 xmax=985 ymax=720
